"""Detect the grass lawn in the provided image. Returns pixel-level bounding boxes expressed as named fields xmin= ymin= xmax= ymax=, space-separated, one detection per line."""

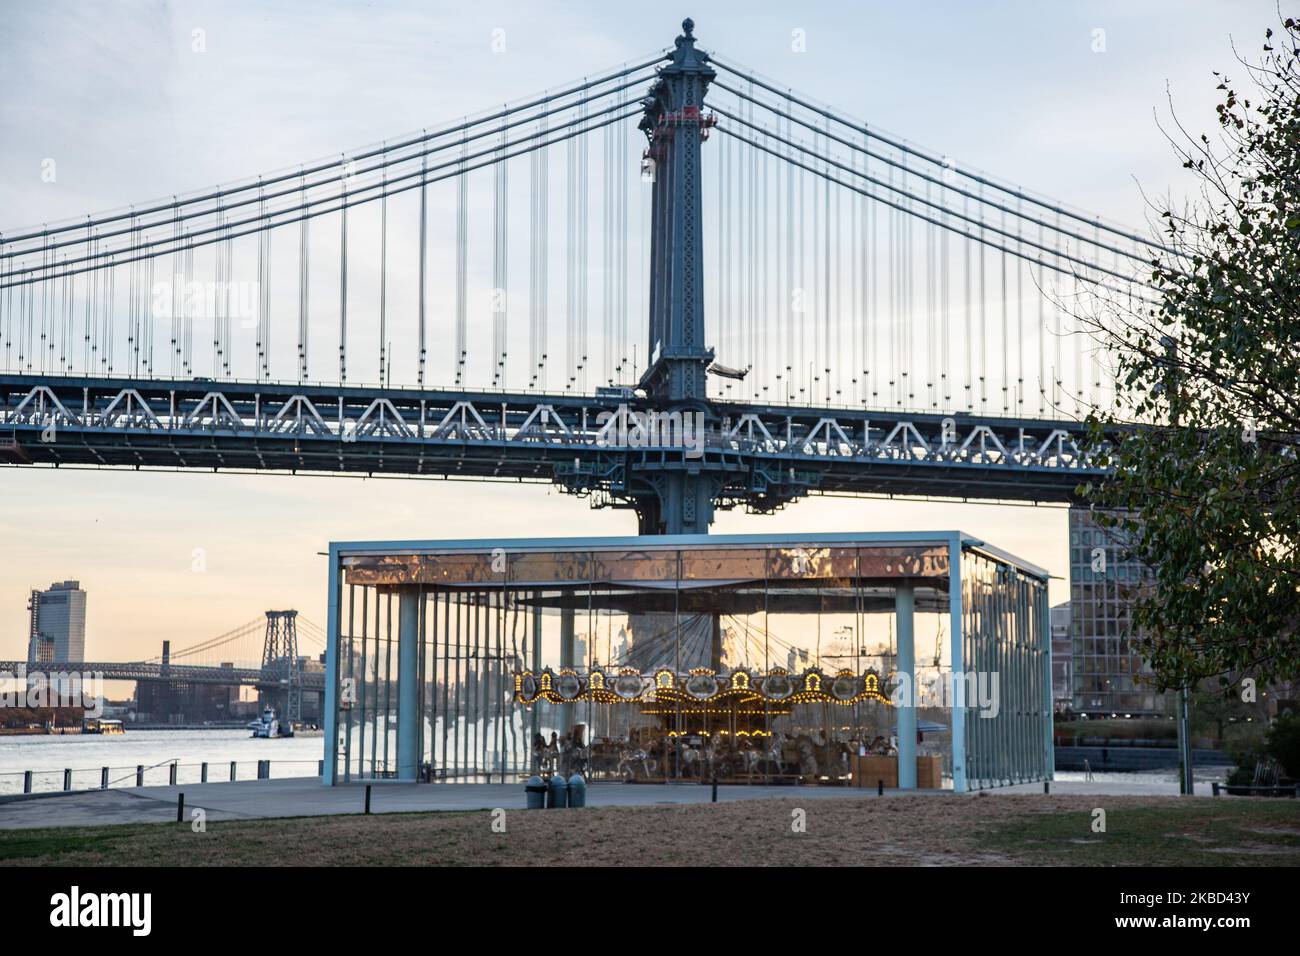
xmin=0 ymin=794 xmax=1297 ymax=866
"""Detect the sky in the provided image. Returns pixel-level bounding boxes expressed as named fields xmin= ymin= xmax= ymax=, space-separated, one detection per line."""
xmin=0 ymin=0 xmax=1283 ymax=665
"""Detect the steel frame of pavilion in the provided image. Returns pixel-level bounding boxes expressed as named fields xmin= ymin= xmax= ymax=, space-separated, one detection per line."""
xmin=322 ymin=531 xmax=1054 ymax=793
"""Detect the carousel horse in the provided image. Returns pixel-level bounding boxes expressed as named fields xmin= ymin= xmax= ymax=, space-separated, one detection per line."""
xmin=541 ymin=732 xmax=561 ymax=773
xmin=816 ymin=738 xmax=851 ymax=779
xmin=616 ymin=746 xmax=654 ymax=780
xmin=678 ymin=740 xmax=703 ymax=778
xmin=766 ymin=735 xmax=787 ymax=774
xmin=738 ymin=739 xmax=766 ymax=774
xmin=794 ymin=734 xmax=819 ymax=778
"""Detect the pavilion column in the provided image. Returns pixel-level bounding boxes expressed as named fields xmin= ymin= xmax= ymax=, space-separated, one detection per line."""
xmin=948 ymin=539 xmax=968 ymax=792
xmin=559 ymin=604 xmax=576 ymax=734
xmin=531 ymin=593 xmax=542 ymax=754
xmin=323 ymin=550 xmax=341 ymax=785
xmin=896 ymin=580 xmax=917 ymax=789
xmin=397 ymin=588 xmax=420 ymax=781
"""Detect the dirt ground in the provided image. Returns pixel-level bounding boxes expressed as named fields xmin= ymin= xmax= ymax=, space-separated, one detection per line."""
xmin=1 ymin=792 xmax=1297 ymax=866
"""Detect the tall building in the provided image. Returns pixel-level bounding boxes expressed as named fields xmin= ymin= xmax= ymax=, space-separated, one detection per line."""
xmin=26 ymin=580 xmax=87 ymax=665
xmin=1049 ymin=602 xmax=1072 ymax=713
xmin=1068 ymin=509 xmax=1166 ymax=716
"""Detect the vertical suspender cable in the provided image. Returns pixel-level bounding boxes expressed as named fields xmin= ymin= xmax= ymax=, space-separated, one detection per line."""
xmin=578 ymin=97 xmax=589 ymax=392
xmin=417 ymin=146 xmax=427 ymax=387
xmin=1037 ymin=221 xmax=1046 ymax=415
xmin=529 ymin=113 xmax=540 ymax=387
xmin=494 ymin=114 xmax=508 ymax=386
xmin=378 ymin=159 xmax=388 ymax=386
xmin=1016 ymin=207 xmax=1024 ymax=412
xmin=617 ymin=93 xmax=628 ymax=380
xmin=538 ymin=111 xmax=550 ymax=388
xmin=456 ymin=135 xmax=469 ymax=385
xmin=566 ymin=113 xmax=576 ymax=389
xmin=298 ymin=176 xmax=309 ymax=384
xmin=339 ymin=162 xmax=348 ymax=383
xmin=170 ymin=203 xmax=180 ymax=376
xmin=1054 ymin=211 xmax=1063 ymax=409
xmin=213 ymin=198 xmax=222 ymax=376
xmin=963 ymin=194 xmax=972 ymax=410
xmin=1000 ymin=208 xmax=1008 ymax=413
xmin=978 ymin=184 xmax=987 ymax=412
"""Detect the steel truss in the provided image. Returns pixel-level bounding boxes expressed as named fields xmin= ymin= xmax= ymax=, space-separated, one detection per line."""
xmin=0 ymin=373 xmax=1105 ymax=509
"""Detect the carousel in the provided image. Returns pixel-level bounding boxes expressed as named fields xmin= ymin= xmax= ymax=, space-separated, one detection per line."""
xmin=515 ymin=664 xmax=893 ymax=784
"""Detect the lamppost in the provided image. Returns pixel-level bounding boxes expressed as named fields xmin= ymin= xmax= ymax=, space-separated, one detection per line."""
xmin=1159 ymin=334 xmax=1194 ymax=796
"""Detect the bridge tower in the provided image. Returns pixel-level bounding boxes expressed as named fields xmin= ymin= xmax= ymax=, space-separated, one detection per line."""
xmin=260 ymin=610 xmax=301 ymax=724
xmin=634 ymin=17 xmax=720 ymax=535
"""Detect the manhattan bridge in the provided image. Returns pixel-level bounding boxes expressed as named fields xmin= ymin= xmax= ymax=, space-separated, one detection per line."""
xmin=0 ymin=19 xmax=1157 ymax=534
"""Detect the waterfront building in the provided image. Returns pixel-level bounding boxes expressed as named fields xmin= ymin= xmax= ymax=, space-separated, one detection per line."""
xmin=1050 ymin=602 xmax=1072 ymax=713
xmin=1068 ymin=508 xmax=1167 ymax=716
xmin=26 ymin=580 xmax=87 ymax=665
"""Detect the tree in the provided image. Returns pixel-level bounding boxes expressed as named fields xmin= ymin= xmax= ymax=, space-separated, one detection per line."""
xmin=1081 ymin=19 xmax=1300 ymax=694
xmin=1265 ymin=712 xmax=1300 ymax=778
xmin=1188 ymin=677 xmax=1267 ymax=739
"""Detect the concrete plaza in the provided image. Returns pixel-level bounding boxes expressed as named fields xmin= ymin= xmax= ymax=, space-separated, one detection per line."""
xmin=0 ymin=773 xmax=1193 ymax=831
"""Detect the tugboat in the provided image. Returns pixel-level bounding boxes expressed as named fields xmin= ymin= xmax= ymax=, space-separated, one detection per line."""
xmin=247 ymin=707 xmax=293 ymax=738
xmin=82 ymin=718 xmax=125 ymax=735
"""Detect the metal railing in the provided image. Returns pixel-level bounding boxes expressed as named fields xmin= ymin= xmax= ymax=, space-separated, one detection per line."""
xmin=0 ymin=758 xmax=324 ymax=797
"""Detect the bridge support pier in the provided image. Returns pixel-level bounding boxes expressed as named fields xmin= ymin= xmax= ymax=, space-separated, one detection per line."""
xmin=634 ymin=473 xmax=717 ymax=535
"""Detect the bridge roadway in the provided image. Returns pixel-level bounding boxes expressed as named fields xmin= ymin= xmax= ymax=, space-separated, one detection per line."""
xmin=0 ymin=373 xmax=1103 ymax=508
xmin=0 ymin=659 xmax=326 ymax=691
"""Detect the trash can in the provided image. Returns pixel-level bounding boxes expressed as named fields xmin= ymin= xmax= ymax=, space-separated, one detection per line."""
xmin=546 ymin=773 xmax=567 ymax=809
xmin=567 ymin=773 xmax=587 ymax=808
xmin=525 ymin=775 xmax=547 ymax=810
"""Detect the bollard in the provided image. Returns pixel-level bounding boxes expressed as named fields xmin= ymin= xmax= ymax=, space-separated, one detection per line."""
xmin=877 ymin=779 xmax=884 ymax=796
xmin=524 ymin=775 xmax=547 ymax=810
xmin=567 ymin=773 xmax=587 ymax=808
xmin=1212 ymin=782 xmax=1221 ymax=797
xmin=101 ymin=767 xmax=108 ymax=790
xmin=711 ymin=774 xmax=718 ymax=804
xmin=364 ymin=784 xmax=372 ymax=814
xmin=1044 ymin=780 xmax=1050 ymax=795
xmin=546 ymin=773 xmax=567 ymax=809
xmin=136 ymin=765 xmax=144 ymax=787
xmin=318 ymin=759 xmax=324 ymax=778
xmin=230 ymin=761 xmax=237 ymax=781
xmin=23 ymin=770 xmax=32 ymax=794
xmin=201 ymin=762 xmax=208 ymax=783
xmin=169 ymin=763 xmax=177 ymax=786
xmin=63 ymin=769 xmax=71 ymax=792
xmin=177 ymin=793 xmax=185 ymax=822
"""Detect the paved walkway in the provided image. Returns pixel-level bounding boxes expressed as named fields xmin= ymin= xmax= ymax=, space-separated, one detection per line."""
xmin=0 ymin=774 xmax=1198 ymax=831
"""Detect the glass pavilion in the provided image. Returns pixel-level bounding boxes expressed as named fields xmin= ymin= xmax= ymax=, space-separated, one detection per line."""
xmin=322 ymin=532 xmax=1053 ymax=792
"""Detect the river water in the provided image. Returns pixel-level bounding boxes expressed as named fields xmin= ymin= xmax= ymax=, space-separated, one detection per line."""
xmin=0 ymin=729 xmax=325 ymax=795
xmin=0 ymin=730 xmax=1228 ymax=796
